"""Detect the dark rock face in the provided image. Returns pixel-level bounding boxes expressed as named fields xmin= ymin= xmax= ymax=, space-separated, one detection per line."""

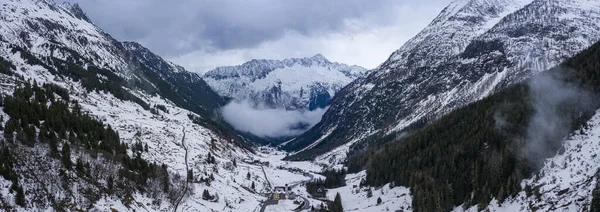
xmin=122 ymin=41 xmax=225 ymax=118
xmin=308 ymin=86 xmax=331 ymax=111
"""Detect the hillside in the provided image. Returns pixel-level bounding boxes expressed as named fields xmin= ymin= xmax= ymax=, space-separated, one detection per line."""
xmin=0 ymin=1 xmax=299 ymax=211
xmin=283 ymin=0 xmax=600 ymax=163
xmin=351 ymin=36 xmax=600 ymax=211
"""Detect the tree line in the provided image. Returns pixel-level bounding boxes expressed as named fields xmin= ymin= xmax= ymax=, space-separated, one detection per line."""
xmin=306 ymin=169 xmax=347 ymax=198
xmin=347 ymin=40 xmax=600 ymax=211
xmin=0 ymin=80 xmax=181 ymax=209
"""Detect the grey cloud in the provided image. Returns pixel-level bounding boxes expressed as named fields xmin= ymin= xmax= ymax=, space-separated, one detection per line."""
xmin=64 ymin=0 xmax=449 ymax=57
xmin=524 ymin=70 xmax=595 ymax=168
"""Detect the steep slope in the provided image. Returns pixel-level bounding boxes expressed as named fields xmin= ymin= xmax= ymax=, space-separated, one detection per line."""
xmin=204 ymin=54 xmax=368 ymax=111
xmin=0 ymin=0 xmax=129 ymax=72
xmin=0 ymin=0 xmax=230 ymax=121
xmin=0 ymin=1 xmax=287 ymax=211
xmin=354 ymin=31 xmax=600 ymax=212
xmin=284 ymin=0 xmax=600 ymax=161
xmin=122 ymin=41 xmax=225 ymax=118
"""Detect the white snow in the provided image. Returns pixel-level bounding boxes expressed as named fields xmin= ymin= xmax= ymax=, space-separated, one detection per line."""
xmin=2 ymin=0 xmax=600 ymax=211
xmin=454 ymin=109 xmax=600 ymax=212
xmin=326 ymin=171 xmax=413 ymax=212
xmin=264 ymin=200 xmax=299 ymax=212
xmin=0 ymin=0 xmax=130 ymax=73
xmin=204 ymin=55 xmax=369 ymax=111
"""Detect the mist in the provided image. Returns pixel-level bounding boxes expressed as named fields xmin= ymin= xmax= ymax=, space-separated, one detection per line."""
xmin=221 ymin=100 xmax=328 ymax=138
xmin=524 ymin=70 xmax=595 ymax=166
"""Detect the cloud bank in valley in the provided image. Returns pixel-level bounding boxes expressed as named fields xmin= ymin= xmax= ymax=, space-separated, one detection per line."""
xmin=221 ymin=101 xmax=327 ymax=138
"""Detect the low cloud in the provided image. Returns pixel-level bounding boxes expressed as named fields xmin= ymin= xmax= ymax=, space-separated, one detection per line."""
xmin=221 ymin=101 xmax=327 ymax=138
xmin=524 ymin=70 xmax=595 ymax=166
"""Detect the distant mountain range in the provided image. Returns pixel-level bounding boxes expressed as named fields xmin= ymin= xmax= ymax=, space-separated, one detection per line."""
xmin=204 ymin=54 xmax=368 ymax=111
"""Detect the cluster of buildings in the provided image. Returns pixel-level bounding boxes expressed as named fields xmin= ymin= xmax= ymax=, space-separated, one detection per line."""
xmin=267 ymin=185 xmax=297 ymax=200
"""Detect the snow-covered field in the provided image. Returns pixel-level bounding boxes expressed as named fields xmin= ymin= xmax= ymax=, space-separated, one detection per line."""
xmin=326 ymin=171 xmax=413 ymax=212
xmin=264 ymin=200 xmax=299 ymax=212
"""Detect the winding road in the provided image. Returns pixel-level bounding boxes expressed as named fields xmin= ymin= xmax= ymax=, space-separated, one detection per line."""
xmin=173 ymin=127 xmax=188 ymax=212
xmin=261 ymin=165 xmax=273 ymax=191
xmin=258 ymin=164 xmax=274 ymax=212
xmin=297 ymin=196 xmax=311 ymax=211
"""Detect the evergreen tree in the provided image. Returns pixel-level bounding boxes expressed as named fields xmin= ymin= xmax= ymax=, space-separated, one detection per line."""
xmin=162 ymin=165 xmax=169 ymax=192
xmin=76 ymin=157 xmax=85 ymax=174
xmin=592 ymin=180 xmax=600 ymax=212
xmin=202 ymin=189 xmax=211 ymax=200
xmin=61 ymin=143 xmax=72 ymax=170
xmin=48 ymin=136 xmax=58 ymax=155
xmin=107 ymin=175 xmax=114 ymax=193
xmin=206 ymin=152 xmax=215 ymax=164
xmin=321 ymin=169 xmax=346 ymax=188
xmin=3 ymin=118 xmax=14 ymax=142
xmin=328 ymin=192 xmax=343 ymax=212
xmin=15 ymin=184 xmax=25 ymax=207
xmin=247 ymin=172 xmax=251 ymax=180
xmin=251 ymin=181 xmax=255 ymax=190
xmin=349 ymin=39 xmax=600 ymax=210
xmin=0 ymin=55 xmax=178 ymax=199
xmin=367 ymin=188 xmax=373 ymax=198
xmin=187 ymin=169 xmax=194 ymax=181
xmin=377 ymin=197 xmax=382 ymax=205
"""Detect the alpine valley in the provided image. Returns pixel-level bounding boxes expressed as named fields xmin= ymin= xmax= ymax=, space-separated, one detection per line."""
xmin=1 ymin=0 xmax=600 ymax=212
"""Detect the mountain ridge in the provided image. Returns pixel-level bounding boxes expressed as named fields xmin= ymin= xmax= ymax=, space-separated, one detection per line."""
xmin=284 ymin=0 xmax=600 ymax=162
xmin=204 ymin=54 xmax=369 ymax=111
xmin=0 ymin=1 xmax=283 ymax=211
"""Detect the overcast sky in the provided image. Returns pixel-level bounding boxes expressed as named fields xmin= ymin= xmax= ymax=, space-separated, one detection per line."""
xmin=66 ymin=0 xmax=451 ymax=73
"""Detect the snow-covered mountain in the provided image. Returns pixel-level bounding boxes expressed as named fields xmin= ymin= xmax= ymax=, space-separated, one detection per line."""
xmin=204 ymin=55 xmax=368 ymax=111
xmin=284 ymin=0 xmax=600 ymax=162
xmin=0 ymin=0 xmax=130 ymax=73
xmin=0 ymin=0 xmax=316 ymax=211
xmin=121 ymin=41 xmax=227 ymax=118
xmin=4 ymin=0 xmax=600 ymax=211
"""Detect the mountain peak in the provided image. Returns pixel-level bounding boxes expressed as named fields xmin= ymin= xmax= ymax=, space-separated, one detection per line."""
xmin=122 ymin=41 xmax=187 ymax=73
xmin=61 ymin=2 xmax=92 ymax=22
xmin=122 ymin=41 xmax=147 ymax=51
xmin=204 ymin=55 xmax=368 ymax=111
xmin=285 ymin=0 xmax=600 ymax=165
xmin=310 ymin=54 xmax=328 ymax=62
